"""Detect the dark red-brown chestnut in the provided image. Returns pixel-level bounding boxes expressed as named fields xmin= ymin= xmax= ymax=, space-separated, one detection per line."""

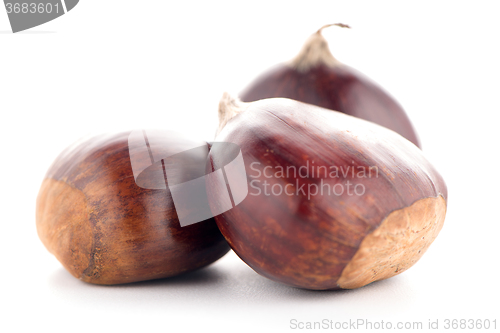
xmin=209 ymin=93 xmax=447 ymax=290
xmin=36 ymin=131 xmax=230 ymax=285
xmin=240 ymin=24 xmax=420 ymax=147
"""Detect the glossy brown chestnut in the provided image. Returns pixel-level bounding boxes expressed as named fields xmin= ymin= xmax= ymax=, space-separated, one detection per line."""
xmin=240 ymin=24 xmax=420 ymax=147
xmin=209 ymin=94 xmax=447 ymax=290
xmin=36 ymin=131 xmax=230 ymax=285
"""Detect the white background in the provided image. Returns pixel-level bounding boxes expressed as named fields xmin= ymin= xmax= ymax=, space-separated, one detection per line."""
xmin=1 ymin=1 xmax=499 ymax=332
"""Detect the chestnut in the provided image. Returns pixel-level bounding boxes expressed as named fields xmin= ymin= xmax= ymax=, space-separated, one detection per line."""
xmin=209 ymin=93 xmax=447 ymax=290
xmin=36 ymin=130 xmax=230 ymax=285
xmin=240 ymin=24 xmax=421 ymax=147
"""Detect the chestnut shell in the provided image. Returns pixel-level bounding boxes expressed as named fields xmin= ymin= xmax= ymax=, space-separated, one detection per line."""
xmin=240 ymin=37 xmax=420 ymax=147
xmin=209 ymin=98 xmax=446 ymax=290
xmin=36 ymin=132 xmax=230 ymax=284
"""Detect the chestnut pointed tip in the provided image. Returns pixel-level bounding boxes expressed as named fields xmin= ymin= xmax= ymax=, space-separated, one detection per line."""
xmin=317 ymin=23 xmax=351 ymax=34
xmin=290 ymin=28 xmax=342 ymax=72
xmin=289 ymin=23 xmax=350 ymax=72
xmin=216 ymin=92 xmax=248 ymax=138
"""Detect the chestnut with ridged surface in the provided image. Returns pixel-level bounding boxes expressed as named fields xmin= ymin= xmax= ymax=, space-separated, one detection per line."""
xmin=36 ymin=131 xmax=230 ymax=285
xmin=240 ymin=24 xmax=420 ymax=147
xmin=209 ymin=94 xmax=446 ymax=290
